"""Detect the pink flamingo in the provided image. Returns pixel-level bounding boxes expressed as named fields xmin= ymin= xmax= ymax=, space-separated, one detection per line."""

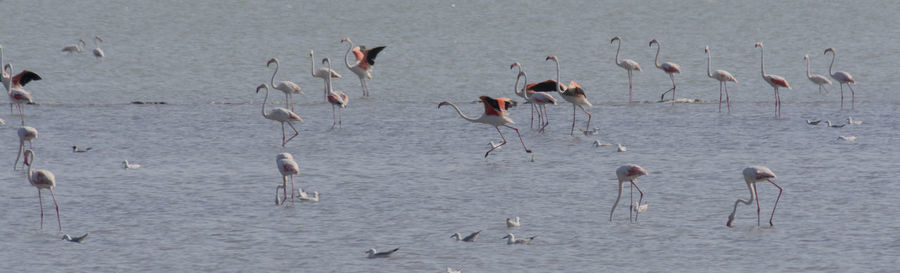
xmin=438 ymin=96 xmax=532 ymax=157
xmin=323 ymin=58 xmax=349 ymax=129
xmin=266 ymin=58 xmax=303 ymax=112
xmin=727 ymin=166 xmax=783 ymax=227
xmin=611 ymin=36 xmax=642 ymax=105
xmin=803 ymin=54 xmax=831 ymax=95
xmin=510 ymin=63 xmax=557 ymax=132
xmin=824 ymin=48 xmax=856 ymax=110
xmin=755 ymin=42 xmax=791 ymax=118
xmin=256 ymin=83 xmax=304 ymax=147
xmin=649 ymin=39 xmax=681 ymax=102
xmin=275 ymin=152 xmax=300 ymax=202
xmin=705 ymin=45 xmax=738 ymax=112
xmin=309 ymin=50 xmax=342 ymax=101
xmin=610 ymin=164 xmax=648 ymax=223
xmin=341 ymin=38 xmax=385 ymax=97
xmin=7 ymin=69 xmax=41 ymax=125
xmin=23 ymin=149 xmax=61 ymax=231
xmin=534 ymin=56 xmax=591 ymax=135
xmin=14 ymin=126 xmax=37 ymax=170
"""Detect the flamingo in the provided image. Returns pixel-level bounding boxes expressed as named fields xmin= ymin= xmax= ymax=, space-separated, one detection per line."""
xmin=92 ymin=36 xmax=104 ymax=59
xmin=341 ymin=38 xmax=386 ymax=97
xmin=276 ymin=152 xmax=300 ymax=202
xmin=755 ymin=42 xmax=791 ymax=118
xmin=266 ymin=58 xmax=303 ymax=111
xmin=516 ymin=70 xmax=557 ymax=132
xmin=510 ymin=62 xmax=538 ymax=129
xmin=1 ymin=46 xmax=8 ymax=91
xmin=611 ymin=36 xmax=642 ymax=105
xmin=803 ymin=54 xmax=831 ymax=95
xmin=531 ymin=56 xmax=591 ymax=135
xmin=705 ymin=45 xmax=738 ymax=112
xmin=23 ymin=149 xmax=61 ymax=231
xmin=610 ymin=164 xmax=648 ymax=223
xmin=438 ymin=96 xmax=532 ymax=157
xmin=8 ymin=69 xmax=41 ymax=125
xmin=824 ymin=48 xmax=856 ymax=110
xmin=727 ymin=166 xmax=783 ymax=227
xmin=14 ymin=126 xmax=37 ymax=170
xmin=308 ymin=50 xmax=342 ymax=101
xmin=323 ymin=58 xmax=349 ymax=129
xmin=62 ymin=39 xmax=86 ymax=53
xmin=255 ymin=83 xmax=304 ymax=147
xmin=649 ymin=39 xmax=681 ymax=102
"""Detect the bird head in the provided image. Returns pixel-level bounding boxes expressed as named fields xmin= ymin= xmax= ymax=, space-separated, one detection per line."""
xmin=437 ymin=101 xmax=451 ymax=109
xmin=754 ymin=42 xmax=763 ymax=48
xmin=803 ymin=54 xmax=809 ymax=60
xmin=510 ymin=62 xmax=521 ymax=70
xmin=649 ymin=39 xmax=659 ymax=47
xmin=824 ymin=47 xmax=835 ymax=55
xmin=545 ymin=55 xmax=556 ymax=62
xmin=610 ymin=36 xmax=621 ymax=44
xmin=23 ymin=149 xmax=33 ymax=166
xmin=341 ymin=37 xmax=351 ymax=44
xmin=267 ymin=58 xmax=278 ymax=67
xmin=255 ymin=83 xmax=267 ymax=94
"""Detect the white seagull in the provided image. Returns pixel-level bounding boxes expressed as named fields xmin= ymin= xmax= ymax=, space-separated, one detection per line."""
xmin=365 ymin=248 xmax=399 ymax=259
xmin=502 ymin=233 xmax=536 ymax=245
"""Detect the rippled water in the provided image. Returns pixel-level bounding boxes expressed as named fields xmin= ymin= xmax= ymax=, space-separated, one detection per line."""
xmin=1 ymin=0 xmax=898 ymax=272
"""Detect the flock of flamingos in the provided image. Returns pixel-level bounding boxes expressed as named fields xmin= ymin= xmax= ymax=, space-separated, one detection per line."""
xmin=0 ymin=34 xmax=860 ymax=259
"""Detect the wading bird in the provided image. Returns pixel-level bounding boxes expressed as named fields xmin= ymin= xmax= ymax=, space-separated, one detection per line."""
xmin=438 ymin=96 xmax=532 ymax=157
xmin=649 ymin=39 xmax=681 ymax=102
xmin=803 ymin=54 xmax=831 ymax=95
xmin=755 ymin=42 xmax=791 ymax=118
xmin=309 ymin=50 xmax=342 ymax=101
xmin=610 ymin=164 xmax=648 ymax=223
xmin=824 ymin=48 xmax=856 ymax=110
xmin=727 ymin=166 xmax=783 ymax=227
xmin=705 ymin=45 xmax=737 ymax=112
xmin=23 ymin=149 xmax=61 ymax=231
xmin=611 ymin=36 xmax=642 ymax=105
xmin=323 ymin=58 xmax=349 ymax=128
xmin=266 ymin=58 xmax=303 ymax=111
xmin=341 ymin=38 xmax=385 ymax=97
xmin=256 ymin=83 xmax=304 ymax=147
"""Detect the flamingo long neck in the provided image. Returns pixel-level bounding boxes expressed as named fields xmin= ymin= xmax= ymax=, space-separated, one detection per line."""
xmin=805 ymin=58 xmax=812 ymax=79
xmin=827 ymin=51 xmax=836 ymax=77
xmin=343 ymin=40 xmax=354 ymax=69
xmin=269 ymin=60 xmax=279 ymax=89
xmin=610 ymin=181 xmax=624 ymax=221
xmin=513 ymin=71 xmax=523 ymax=98
xmin=25 ymin=152 xmax=34 ymax=182
xmin=706 ymin=50 xmax=714 ymax=78
xmin=653 ymin=43 xmax=662 ymax=69
xmin=759 ymin=45 xmax=767 ymax=78
xmin=260 ymin=86 xmax=270 ymax=118
xmin=729 ymin=182 xmax=756 ymax=220
xmin=614 ymin=40 xmax=623 ymax=66
xmin=325 ymin=59 xmax=335 ymax=96
xmin=442 ymin=102 xmax=477 ymax=122
xmin=553 ymin=58 xmax=562 ymax=94
xmin=309 ymin=52 xmax=317 ymax=77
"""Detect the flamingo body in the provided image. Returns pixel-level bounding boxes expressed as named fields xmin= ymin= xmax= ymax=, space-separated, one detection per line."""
xmin=611 ymin=36 xmax=641 ymax=105
xmin=544 ymin=56 xmax=591 ymax=135
xmin=342 ymin=38 xmax=386 ymax=97
xmin=256 ymin=84 xmax=304 ymax=147
xmin=438 ymin=96 xmax=531 ymax=157
xmin=756 ymin=42 xmax=790 ymax=118
xmin=803 ymin=54 xmax=831 ymax=95
xmin=23 ymin=149 xmax=61 ymax=231
xmin=62 ymin=39 xmax=86 ymax=53
xmin=610 ymin=164 xmax=648 ymax=223
xmin=266 ymin=58 xmax=303 ymax=111
xmin=276 ymin=152 xmax=300 ymax=202
xmin=705 ymin=45 xmax=737 ymax=112
xmin=727 ymin=166 xmax=783 ymax=227
xmin=824 ymin=48 xmax=857 ymax=109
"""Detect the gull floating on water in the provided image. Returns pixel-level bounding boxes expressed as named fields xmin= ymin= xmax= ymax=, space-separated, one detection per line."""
xmin=593 ymin=140 xmax=614 ymax=147
xmin=62 ymin=233 xmax=88 ymax=243
xmin=806 ymin=119 xmax=822 ymax=125
xmin=365 ymin=248 xmax=399 ymax=259
xmin=72 ymin=146 xmax=92 ymax=152
xmin=837 ymin=136 xmax=857 ymax=141
xmin=447 ymin=267 xmax=462 ymax=273
xmin=847 ymin=116 xmax=862 ymax=125
xmin=633 ymin=201 xmax=648 ymax=213
xmin=450 ymin=231 xmax=481 ymax=242
xmin=825 ymin=120 xmax=845 ymax=128
xmin=123 ymin=160 xmax=141 ymax=169
xmin=298 ymin=189 xmax=319 ymax=202
xmin=617 ymin=144 xmax=627 ymax=152
xmin=502 ymin=233 xmax=536 ymax=245
xmin=506 ymin=217 xmax=520 ymax=228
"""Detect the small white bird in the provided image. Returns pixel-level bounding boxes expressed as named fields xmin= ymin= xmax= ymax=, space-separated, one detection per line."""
xmin=502 ymin=233 xmax=536 ymax=245
xmin=825 ymin=120 xmax=845 ymax=128
xmin=593 ymin=140 xmax=614 ymax=147
xmin=633 ymin=202 xmax=648 ymax=213
xmin=62 ymin=39 xmax=86 ymax=53
xmin=847 ymin=116 xmax=862 ymax=125
xmin=450 ymin=231 xmax=481 ymax=242
xmin=92 ymin=36 xmax=105 ymax=59
xmin=298 ymin=190 xmax=319 ymax=202
xmin=365 ymin=248 xmax=399 ymax=259
xmin=72 ymin=146 xmax=92 ymax=152
xmin=806 ymin=119 xmax=822 ymax=125
xmin=123 ymin=160 xmax=141 ymax=169
xmin=506 ymin=217 xmax=520 ymax=228
xmin=447 ymin=267 xmax=462 ymax=273
xmin=489 ymin=141 xmax=502 ymax=150
xmin=617 ymin=144 xmax=627 ymax=152
xmin=62 ymin=233 xmax=88 ymax=243
xmin=837 ymin=136 xmax=857 ymax=141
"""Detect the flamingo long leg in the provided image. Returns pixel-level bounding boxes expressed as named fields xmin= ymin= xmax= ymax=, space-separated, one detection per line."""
xmin=331 ymin=104 xmax=337 ymax=129
xmin=338 ymin=107 xmax=343 ymax=128
xmin=530 ymin=103 xmax=535 ymax=129
xmin=484 ymin=126 xmax=508 ymax=158
xmin=847 ymin=83 xmax=856 ymax=110
xmin=14 ymin=141 xmax=24 ymax=170
xmin=724 ymin=82 xmax=731 ymax=112
xmin=631 ymin=181 xmax=645 ymax=222
xmin=281 ymin=123 xmax=287 ymax=147
xmin=282 ymin=176 xmax=288 ymax=201
xmin=628 ymin=70 xmax=634 ymax=106
xmin=839 ymin=84 xmax=844 ymax=110
xmin=290 ymin=175 xmax=295 ymax=201
xmin=718 ymin=82 xmax=723 ymax=112
xmin=570 ymin=104 xmax=576 ymax=135
xmin=629 ymin=183 xmax=633 ymax=222
xmin=580 ymin=105 xmax=592 ymax=133
xmin=754 ymin=184 xmax=761 ymax=226
xmin=285 ymin=122 xmax=300 ymax=145
xmin=503 ymin=124 xmax=531 ymax=153
xmin=768 ymin=180 xmax=783 ymax=226
xmin=38 ymin=189 xmax=44 ymax=230
xmin=670 ymin=73 xmax=676 ymax=103
xmin=50 ymin=188 xmax=61 ymax=231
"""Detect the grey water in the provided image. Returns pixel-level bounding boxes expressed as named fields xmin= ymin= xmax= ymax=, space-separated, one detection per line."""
xmin=1 ymin=0 xmax=898 ymax=272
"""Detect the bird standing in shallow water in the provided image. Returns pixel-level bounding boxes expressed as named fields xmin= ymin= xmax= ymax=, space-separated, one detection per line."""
xmin=727 ymin=166 xmax=783 ymax=227
xmin=649 ymin=39 xmax=681 ymax=102
xmin=611 ymin=36 xmax=642 ymax=106
xmin=705 ymin=45 xmax=738 ymax=112
xmin=610 ymin=164 xmax=648 ymax=223
xmin=824 ymin=48 xmax=856 ymax=110
xmin=256 ymin=83 xmax=304 ymax=147
xmin=803 ymin=54 xmax=831 ymax=95
xmin=23 ymin=149 xmax=62 ymax=231
xmin=755 ymin=42 xmax=791 ymax=118
xmin=341 ymin=38 xmax=385 ymax=97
